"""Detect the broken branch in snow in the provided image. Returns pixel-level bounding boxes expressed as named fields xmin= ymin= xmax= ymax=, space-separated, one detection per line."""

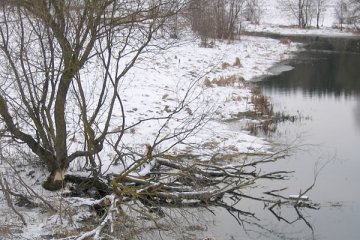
xmin=110 ymin=149 xmax=295 ymax=211
xmin=0 ymin=176 xmax=27 ymax=226
xmin=65 ymin=195 xmax=120 ymax=240
xmin=3 ymin=158 xmax=56 ymax=212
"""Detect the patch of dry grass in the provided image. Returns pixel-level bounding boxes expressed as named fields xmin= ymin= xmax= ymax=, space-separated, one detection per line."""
xmin=279 ymin=37 xmax=291 ymax=45
xmin=212 ymin=75 xmax=237 ymax=86
xmin=233 ymin=57 xmax=242 ymax=67
xmin=245 ymin=120 xmax=277 ymax=136
xmin=251 ymin=94 xmax=274 ymax=116
xmin=222 ymin=62 xmax=231 ymax=69
xmin=203 ymin=77 xmax=212 ymax=87
xmin=251 ymin=86 xmax=273 ymax=116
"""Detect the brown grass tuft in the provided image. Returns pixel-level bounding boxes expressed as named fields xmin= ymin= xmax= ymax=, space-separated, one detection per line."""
xmin=231 ymin=95 xmax=242 ymax=102
xmin=222 ymin=62 xmax=231 ymax=69
xmin=213 ymin=75 xmax=237 ymax=86
xmin=203 ymin=77 xmax=212 ymax=87
xmin=251 ymin=94 xmax=274 ymax=116
xmin=279 ymin=37 xmax=291 ymax=45
xmin=233 ymin=57 xmax=242 ymax=67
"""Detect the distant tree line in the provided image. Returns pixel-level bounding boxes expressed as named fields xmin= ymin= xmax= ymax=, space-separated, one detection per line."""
xmin=335 ymin=0 xmax=360 ymax=30
xmin=278 ymin=0 xmax=327 ymax=29
xmin=279 ymin=0 xmax=360 ymax=30
xmin=187 ymin=0 xmax=263 ymax=46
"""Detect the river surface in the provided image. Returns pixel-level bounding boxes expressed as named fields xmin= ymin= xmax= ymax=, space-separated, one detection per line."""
xmin=255 ymin=49 xmax=360 ymax=240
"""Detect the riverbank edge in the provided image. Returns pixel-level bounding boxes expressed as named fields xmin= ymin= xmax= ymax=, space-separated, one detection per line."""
xmin=243 ymin=31 xmax=360 ymax=53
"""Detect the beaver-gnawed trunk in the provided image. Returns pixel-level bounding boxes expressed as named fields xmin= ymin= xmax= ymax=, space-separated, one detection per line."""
xmin=42 ymin=168 xmax=66 ymax=191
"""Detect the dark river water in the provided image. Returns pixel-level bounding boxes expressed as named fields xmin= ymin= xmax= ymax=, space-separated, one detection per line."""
xmin=255 ymin=49 xmax=360 ymax=240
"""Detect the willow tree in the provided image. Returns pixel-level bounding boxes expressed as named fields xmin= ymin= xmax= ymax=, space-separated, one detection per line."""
xmin=0 ymin=0 xmax=185 ymax=190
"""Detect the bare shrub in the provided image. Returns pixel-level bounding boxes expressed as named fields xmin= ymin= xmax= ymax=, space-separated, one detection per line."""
xmin=279 ymin=0 xmax=316 ymax=28
xmin=231 ymin=95 xmax=243 ymax=101
xmin=200 ymin=38 xmax=215 ymax=48
xmin=244 ymin=0 xmax=264 ymax=24
xmin=188 ymin=0 xmax=245 ymax=41
xmin=334 ymin=0 xmax=360 ymax=31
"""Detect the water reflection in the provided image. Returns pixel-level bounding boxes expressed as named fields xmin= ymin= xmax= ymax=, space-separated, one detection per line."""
xmin=262 ymin=51 xmax=360 ymax=98
xmin=355 ymin=99 xmax=360 ymax=131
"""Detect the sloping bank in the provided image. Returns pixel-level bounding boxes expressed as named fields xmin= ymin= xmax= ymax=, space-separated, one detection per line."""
xmin=105 ymin=33 xmax=304 ymax=161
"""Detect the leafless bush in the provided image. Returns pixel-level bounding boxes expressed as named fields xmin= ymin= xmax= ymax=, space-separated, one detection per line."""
xmin=335 ymin=0 xmax=360 ymax=30
xmin=279 ymin=0 xmax=327 ymax=28
xmin=244 ymin=0 xmax=263 ymax=24
xmin=188 ymin=0 xmax=246 ymax=41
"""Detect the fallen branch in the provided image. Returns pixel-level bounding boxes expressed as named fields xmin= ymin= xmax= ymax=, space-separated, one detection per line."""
xmin=3 ymin=158 xmax=56 ymax=211
xmin=0 ymin=176 xmax=27 ymax=226
xmin=66 ymin=195 xmax=119 ymax=240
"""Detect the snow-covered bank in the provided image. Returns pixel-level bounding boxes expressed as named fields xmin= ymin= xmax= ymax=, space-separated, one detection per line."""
xmin=245 ymin=23 xmax=358 ymax=37
xmin=101 ymin=34 xmax=300 ymax=167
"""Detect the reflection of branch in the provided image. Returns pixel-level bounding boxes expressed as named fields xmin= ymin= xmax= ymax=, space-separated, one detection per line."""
xmin=216 ymin=200 xmax=257 ymax=219
xmin=295 ymin=207 xmax=314 ymax=235
xmin=267 ymin=193 xmax=318 ymax=235
xmin=269 ymin=202 xmax=293 ymax=224
xmin=269 ymin=202 xmax=315 ymax=238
